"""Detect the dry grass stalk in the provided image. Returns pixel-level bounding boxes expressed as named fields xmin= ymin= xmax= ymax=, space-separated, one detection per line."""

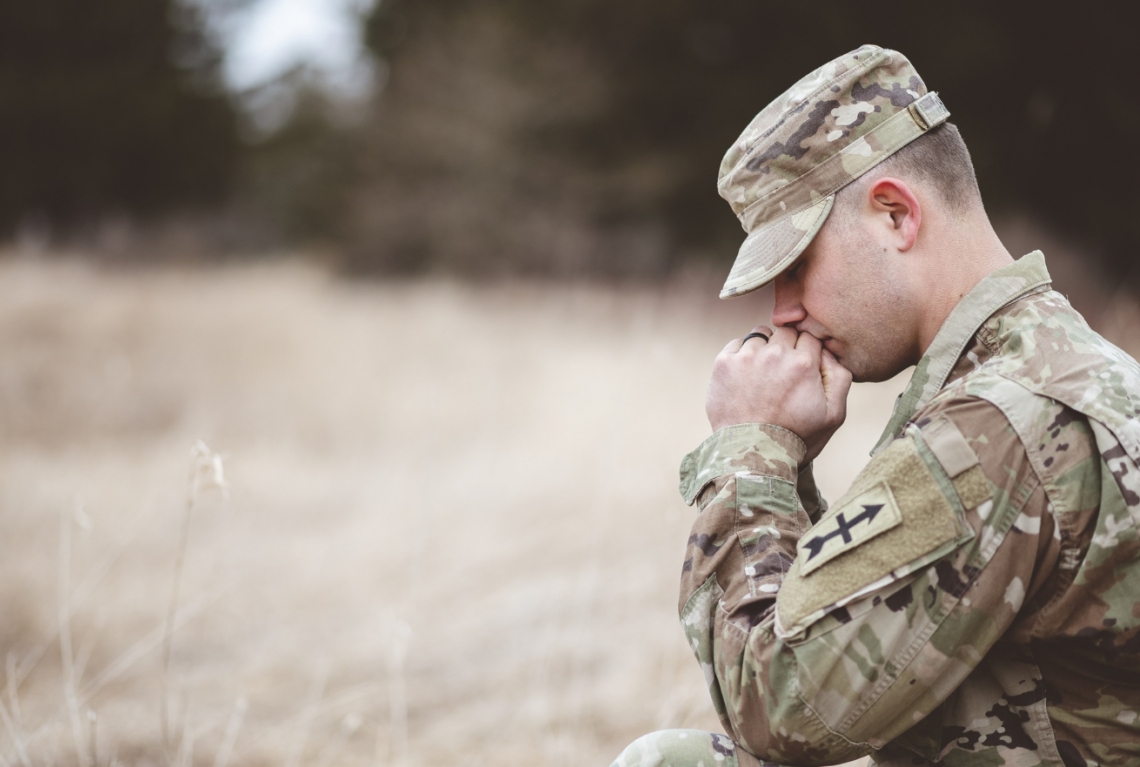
xmin=86 ymin=709 xmax=98 ymax=767
xmin=173 ymin=710 xmax=194 ymax=767
xmin=285 ymin=662 xmax=329 ymax=767
xmin=80 ymin=589 xmax=219 ymax=704
xmin=59 ymin=501 xmax=92 ymax=767
xmin=160 ymin=441 xmax=228 ymax=760
xmin=211 ymin=696 xmax=247 ymax=767
xmin=377 ymin=620 xmax=411 ymax=767
xmin=0 ymin=698 xmax=30 ymax=767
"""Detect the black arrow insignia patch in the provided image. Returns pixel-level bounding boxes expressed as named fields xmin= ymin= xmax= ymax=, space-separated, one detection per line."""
xmin=799 ymin=483 xmax=902 ymax=576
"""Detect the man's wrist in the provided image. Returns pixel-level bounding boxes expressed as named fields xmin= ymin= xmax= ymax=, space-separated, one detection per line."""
xmin=679 ymin=423 xmax=807 ymax=505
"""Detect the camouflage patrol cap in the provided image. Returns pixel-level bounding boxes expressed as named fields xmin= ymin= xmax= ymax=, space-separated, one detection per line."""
xmin=717 ymin=45 xmax=949 ymax=298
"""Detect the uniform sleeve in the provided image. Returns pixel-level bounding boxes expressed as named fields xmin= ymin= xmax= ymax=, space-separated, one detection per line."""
xmin=677 ymin=397 xmax=1050 ymax=764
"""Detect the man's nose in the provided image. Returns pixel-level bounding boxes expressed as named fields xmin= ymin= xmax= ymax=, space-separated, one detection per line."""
xmin=771 ymin=275 xmax=807 ymax=328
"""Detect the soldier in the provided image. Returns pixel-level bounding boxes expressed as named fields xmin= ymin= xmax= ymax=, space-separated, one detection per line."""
xmin=612 ymin=45 xmax=1140 ymax=766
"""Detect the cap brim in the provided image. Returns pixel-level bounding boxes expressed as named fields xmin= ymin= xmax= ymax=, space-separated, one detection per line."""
xmin=720 ymin=195 xmax=835 ymax=299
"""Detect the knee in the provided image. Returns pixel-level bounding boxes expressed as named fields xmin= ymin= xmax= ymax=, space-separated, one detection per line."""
xmin=611 ymin=729 xmax=738 ymax=767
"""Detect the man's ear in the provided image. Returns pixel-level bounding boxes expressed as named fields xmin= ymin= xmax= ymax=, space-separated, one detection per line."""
xmin=867 ymin=177 xmax=921 ymax=252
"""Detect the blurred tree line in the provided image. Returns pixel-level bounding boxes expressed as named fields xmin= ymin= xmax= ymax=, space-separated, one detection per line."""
xmin=0 ymin=0 xmax=237 ymax=237
xmin=4 ymin=0 xmax=1140 ymax=282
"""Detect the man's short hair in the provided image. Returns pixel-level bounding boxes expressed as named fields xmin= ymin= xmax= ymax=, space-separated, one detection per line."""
xmin=839 ymin=122 xmax=981 ymax=214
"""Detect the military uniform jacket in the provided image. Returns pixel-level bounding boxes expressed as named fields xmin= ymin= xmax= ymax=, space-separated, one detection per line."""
xmin=677 ymin=252 xmax=1140 ymax=766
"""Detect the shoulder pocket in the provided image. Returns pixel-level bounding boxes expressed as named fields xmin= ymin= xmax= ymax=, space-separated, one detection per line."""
xmin=923 ymin=415 xmax=993 ymax=511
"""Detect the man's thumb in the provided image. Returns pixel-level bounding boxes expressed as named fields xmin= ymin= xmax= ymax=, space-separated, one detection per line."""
xmin=820 ymin=349 xmax=853 ymax=415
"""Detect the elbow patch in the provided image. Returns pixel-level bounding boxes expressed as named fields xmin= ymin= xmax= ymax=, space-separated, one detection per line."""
xmin=775 ymin=426 xmax=977 ymax=637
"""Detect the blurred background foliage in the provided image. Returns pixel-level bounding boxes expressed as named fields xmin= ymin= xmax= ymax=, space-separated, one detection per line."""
xmin=3 ymin=0 xmax=1139 ymax=281
xmin=0 ymin=0 xmax=238 ymax=235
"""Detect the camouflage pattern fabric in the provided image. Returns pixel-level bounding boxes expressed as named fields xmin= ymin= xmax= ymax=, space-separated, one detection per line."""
xmin=717 ymin=44 xmax=948 ymax=299
xmin=635 ymin=252 xmax=1140 ymax=766
xmin=611 ymin=730 xmax=744 ymax=767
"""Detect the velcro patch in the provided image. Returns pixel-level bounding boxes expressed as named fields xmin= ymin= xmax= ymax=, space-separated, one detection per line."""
xmin=776 ymin=432 xmax=973 ymax=637
xmin=799 ymin=481 xmax=902 ymax=576
xmin=952 ymin=465 xmax=992 ymax=510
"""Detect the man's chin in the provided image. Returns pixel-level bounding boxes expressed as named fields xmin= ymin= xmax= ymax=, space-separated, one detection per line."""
xmin=842 ymin=354 xmax=909 ymax=384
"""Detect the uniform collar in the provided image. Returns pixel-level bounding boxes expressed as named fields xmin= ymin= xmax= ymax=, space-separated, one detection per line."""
xmin=871 ymin=251 xmax=1052 ymax=456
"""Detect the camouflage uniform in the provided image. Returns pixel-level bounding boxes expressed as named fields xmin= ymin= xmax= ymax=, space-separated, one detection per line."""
xmin=612 ymin=45 xmax=1140 ymax=767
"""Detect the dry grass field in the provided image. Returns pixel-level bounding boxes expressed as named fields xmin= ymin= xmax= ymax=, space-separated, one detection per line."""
xmin=0 ymin=248 xmax=1135 ymax=767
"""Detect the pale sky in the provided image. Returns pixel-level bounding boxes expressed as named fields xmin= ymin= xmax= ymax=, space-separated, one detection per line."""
xmin=216 ymin=0 xmax=378 ymax=96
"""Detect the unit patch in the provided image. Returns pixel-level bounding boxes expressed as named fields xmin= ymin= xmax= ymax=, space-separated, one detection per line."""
xmin=776 ymin=431 xmax=974 ymax=637
xmin=800 ymin=481 xmax=902 ymax=576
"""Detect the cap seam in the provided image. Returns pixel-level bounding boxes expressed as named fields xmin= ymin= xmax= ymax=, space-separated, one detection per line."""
xmin=740 ymin=195 xmax=831 ymax=235
xmin=719 ymin=47 xmax=887 ymax=184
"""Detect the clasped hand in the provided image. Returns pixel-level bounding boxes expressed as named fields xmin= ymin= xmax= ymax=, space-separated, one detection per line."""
xmin=706 ymin=326 xmax=853 ymax=463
